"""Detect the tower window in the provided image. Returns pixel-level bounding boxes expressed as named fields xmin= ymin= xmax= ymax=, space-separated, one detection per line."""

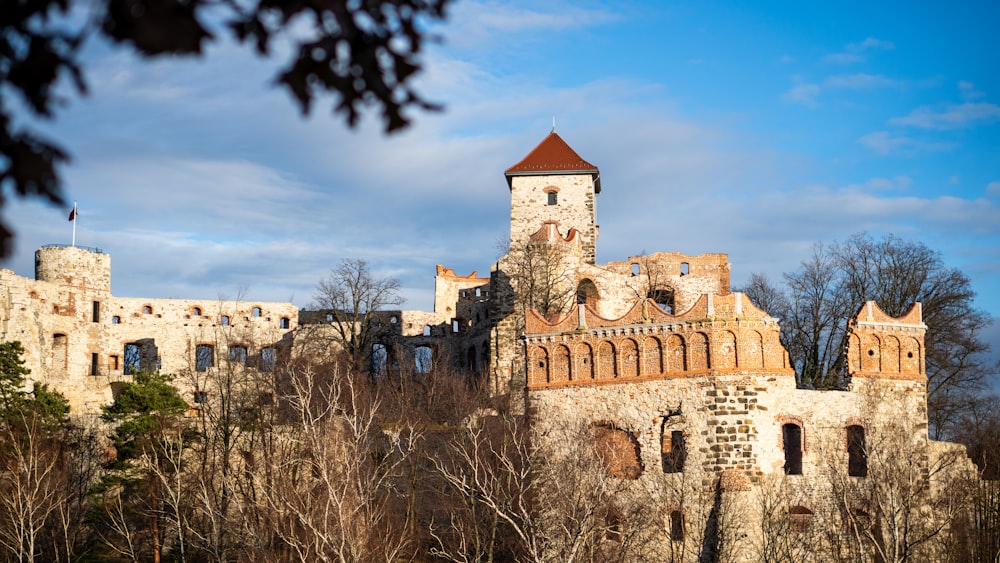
xmin=847 ymin=425 xmax=868 ymax=477
xmin=547 ymin=191 xmax=558 ymax=205
xmin=92 ymin=301 xmax=100 ymax=323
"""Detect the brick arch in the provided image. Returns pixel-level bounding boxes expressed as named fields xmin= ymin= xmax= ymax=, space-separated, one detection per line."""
xmin=717 ymin=330 xmax=737 ymax=369
xmin=576 ymin=342 xmax=595 ymax=379
xmin=848 ymin=333 xmax=863 ymax=372
xmin=552 ymin=344 xmax=571 ymax=382
xmin=666 ymin=334 xmax=686 ymax=373
xmin=620 ymin=338 xmax=640 ymax=377
xmin=742 ymin=330 xmax=764 ymax=369
xmin=900 ymin=336 xmax=921 ymax=375
xmin=597 ymin=341 xmax=617 ymax=378
xmin=883 ymin=335 xmax=901 ymax=373
xmin=689 ymin=332 xmax=710 ymax=371
xmin=861 ymin=334 xmax=882 ymax=372
xmin=529 ymin=346 xmax=549 ymax=385
xmin=642 ymin=336 xmax=663 ymax=375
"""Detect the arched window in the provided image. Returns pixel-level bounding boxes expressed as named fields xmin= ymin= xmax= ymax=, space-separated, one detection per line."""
xmin=192 ymin=306 xmax=202 ymax=316
xmin=648 ymin=287 xmax=675 ymax=314
xmin=423 ymin=325 xmax=432 ymax=336
xmin=547 ymin=191 xmax=558 ymax=205
xmin=789 ymin=506 xmax=814 ymax=532
xmin=847 ymin=425 xmax=868 ymax=477
xmin=220 ymin=315 xmax=230 ymax=326
xmin=576 ymin=279 xmax=599 ymax=308
xmin=112 ymin=315 xmax=121 ymax=324
xmin=372 ymin=343 xmax=387 ymax=376
xmin=252 ymin=307 xmax=262 ymax=317
xmin=229 ymin=345 xmax=248 ymax=365
xmin=143 ymin=305 xmax=153 ymax=314
xmin=415 ymin=346 xmax=433 ymax=373
xmin=280 ymin=317 xmax=290 ymax=329
xmin=783 ymin=423 xmax=803 ymax=475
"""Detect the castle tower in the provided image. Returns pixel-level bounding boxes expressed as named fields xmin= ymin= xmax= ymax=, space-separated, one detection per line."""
xmin=505 ymin=132 xmax=600 ymax=264
xmin=35 ymin=245 xmax=112 ymax=292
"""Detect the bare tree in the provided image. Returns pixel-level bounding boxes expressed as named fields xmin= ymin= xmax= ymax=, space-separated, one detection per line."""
xmin=312 ymin=259 xmax=404 ymax=374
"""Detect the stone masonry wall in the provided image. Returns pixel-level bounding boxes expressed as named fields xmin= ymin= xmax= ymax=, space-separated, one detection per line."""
xmin=509 ymin=173 xmax=597 ymax=264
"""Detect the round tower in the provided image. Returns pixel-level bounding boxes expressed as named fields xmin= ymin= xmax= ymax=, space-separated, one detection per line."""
xmin=35 ymin=245 xmax=112 ymax=292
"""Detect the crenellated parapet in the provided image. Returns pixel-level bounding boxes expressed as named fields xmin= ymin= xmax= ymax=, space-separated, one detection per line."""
xmin=523 ymin=293 xmax=793 ymax=388
xmin=846 ymin=301 xmax=926 ymax=380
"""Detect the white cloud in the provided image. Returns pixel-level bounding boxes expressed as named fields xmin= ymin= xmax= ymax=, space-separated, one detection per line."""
xmin=824 ymin=73 xmax=897 ymax=90
xmin=959 ymin=80 xmax=985 ymax=100
xmin=824 ymin=36 xmax=895 ymax=64
xmin=890 ymin=102 xmax=1000 ymax=129
xmin=442 ymin=1 xmax=619 ymax=48
xmin=857 ymin=131 xmax=953 ymax=155
xmin=988 ymin=181 xmax=1000 ymax=197
xmin=782 ymin=82 xmax=821 ymax=107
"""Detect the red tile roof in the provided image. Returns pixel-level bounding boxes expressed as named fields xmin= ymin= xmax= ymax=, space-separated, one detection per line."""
xmin=505 ymin=132 xmax=601 ymax=192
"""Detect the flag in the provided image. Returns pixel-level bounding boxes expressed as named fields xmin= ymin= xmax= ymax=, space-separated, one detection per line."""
xmin=68 ymin=203 xmax=77 ymax=221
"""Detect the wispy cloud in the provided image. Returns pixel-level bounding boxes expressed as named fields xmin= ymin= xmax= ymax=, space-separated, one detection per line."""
xmin=782 ymin=81 xmax=821 ymax=107
xmin=443 ymin=1 xmax=619 ymax=48
xmin=959 ymin=81 xmax=985 ymax=100
xmin=857 ymin=131 xmax=953 ymax=155
xmin=988 ymin=181 xmax=1000 ymax=197
xmin=824 ymin=36 xmax=895 ymax=64
xmin=824 ymin=73 xmax=897 ymax=90
xmin=889 ymin=102 xmax=1000 ymax=130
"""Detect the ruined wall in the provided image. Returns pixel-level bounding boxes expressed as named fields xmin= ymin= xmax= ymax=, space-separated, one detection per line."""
xmin=1 ymin=246 xmax=297 ymax=413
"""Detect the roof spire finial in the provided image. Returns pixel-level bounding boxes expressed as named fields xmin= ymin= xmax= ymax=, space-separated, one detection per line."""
xmin=552 ymin=116 xmax=556 ymax=133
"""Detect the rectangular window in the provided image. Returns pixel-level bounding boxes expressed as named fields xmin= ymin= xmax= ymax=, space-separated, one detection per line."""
xmin=124 ymin=343 xmax=140 ymax=375
xmin=91 ymin=353 xmax=99 ymax=376
xmin=92 ymin=301 xmax=100 ymax=323
xmin=110 ymin=355 xmax=120 ymax=371
xmin=783 ymin=424 xmax=803 ymax=475
xmin=847 ymin=425 xmax=868 ymax=477
xmin=229 ymin=345 xmax=248 ymax=365
xmin=669 ymin=511 xmax=685 ymax=541
xmin=196 ymin=344 xmax=214 ymax=372
xmin=547 ymin=192 xmax=558 ymax=205
xmin=662 ymin=429 xmax=686 ymax=473
xmin=194 ymin=391 xmax=208 ymax=404
xmin=260 ymin=347 xmax=276 ymax=372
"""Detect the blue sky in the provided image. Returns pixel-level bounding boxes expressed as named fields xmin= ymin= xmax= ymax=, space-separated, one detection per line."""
xmin=4 ymin=0 xmax=999 ymax=360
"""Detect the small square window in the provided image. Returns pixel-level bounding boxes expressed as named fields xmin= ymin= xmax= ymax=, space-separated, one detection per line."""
xmin=547 ymin=192 xmax=558 ymax=205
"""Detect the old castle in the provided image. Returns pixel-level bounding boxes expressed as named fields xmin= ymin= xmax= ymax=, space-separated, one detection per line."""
xmin=0 ymin=131 xmax=977 ymax=558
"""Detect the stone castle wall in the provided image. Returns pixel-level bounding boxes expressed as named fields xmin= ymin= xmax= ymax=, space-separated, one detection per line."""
xmin=1 ymin=246 xmax=297 ymax=413
xmin=509 ymin=173 xmax=598 ymax=264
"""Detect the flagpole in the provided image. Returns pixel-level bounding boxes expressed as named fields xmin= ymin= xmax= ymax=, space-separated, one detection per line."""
xmin=71 ymin=201 xmax=77 ymax=247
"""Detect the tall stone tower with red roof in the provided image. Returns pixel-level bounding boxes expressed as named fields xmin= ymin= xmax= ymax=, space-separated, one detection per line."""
xmin=505 ymin=131 xmax=601 ymax=264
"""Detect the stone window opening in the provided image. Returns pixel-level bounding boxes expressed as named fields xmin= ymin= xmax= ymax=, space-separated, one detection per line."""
xmin=452 ymin=319 xmax=460 ymax=333
xmin=143 ymin=305 xmax=153 ymax=314
xmin=260 ymin=347 xmax=276 ymax=372
xmin=423 ymin=325 xmax=431 ymax=336
xmin=576 ymin=278 xmax=599 ymax=308
xmin=415 ymin=346 xmax=433 ymax=373
xmin=390 ymin=315 xmax=398 ymax=324
xmin=783 ymin=423 xmax=804 ymax=475
xmin=372 ymin=343 xmax=388 ymax=376
xmin=661 ymin=425 xmax=687 ymax=473
xmin=220 ymin=315 xmax=230 ymax=326
xmin=631 ymin=263 xmax=640 ymax=276
xmin=475 ymin=287 xmax=482 ymax=297
xmin=547 ymin=191 xmax=558 ymax=205
xmin=112 ymin=315 xmax=121 ymax=324
xmin=124 ymin=343 xmax=141 ymax=375
xmin=668 ymin=510 xmax=685 ymax=542
xmin=92 ymin=301 xmax=100 ymax=323
xmin=191 ymin=306 xmax=202 ymax=316
xmin=280 ymin=317 xmax=290 ymax=329
xmin=680 ymin=262 xmax=689 ymax=276
xmin=109 ymin=354 xmax=120 ymax=371
xmin=194 ymin=391 xmax=208 ymax=404
xmin=326 ymin=313 xmax=334 ymax=322
xmin=847 ymin=425 xmax=868 ymax=477
xmin=252 ymin=307 xmax=262 ymax=317
xmin=788 ymin=506 xmax=814 ymax=532
xmin=229 ymin=345 xmax=248 ymax=365
xmin=91 ymin=353 xmax=99 ymax=376
xmin=196 ymin=344 xmax=215 ymax=372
